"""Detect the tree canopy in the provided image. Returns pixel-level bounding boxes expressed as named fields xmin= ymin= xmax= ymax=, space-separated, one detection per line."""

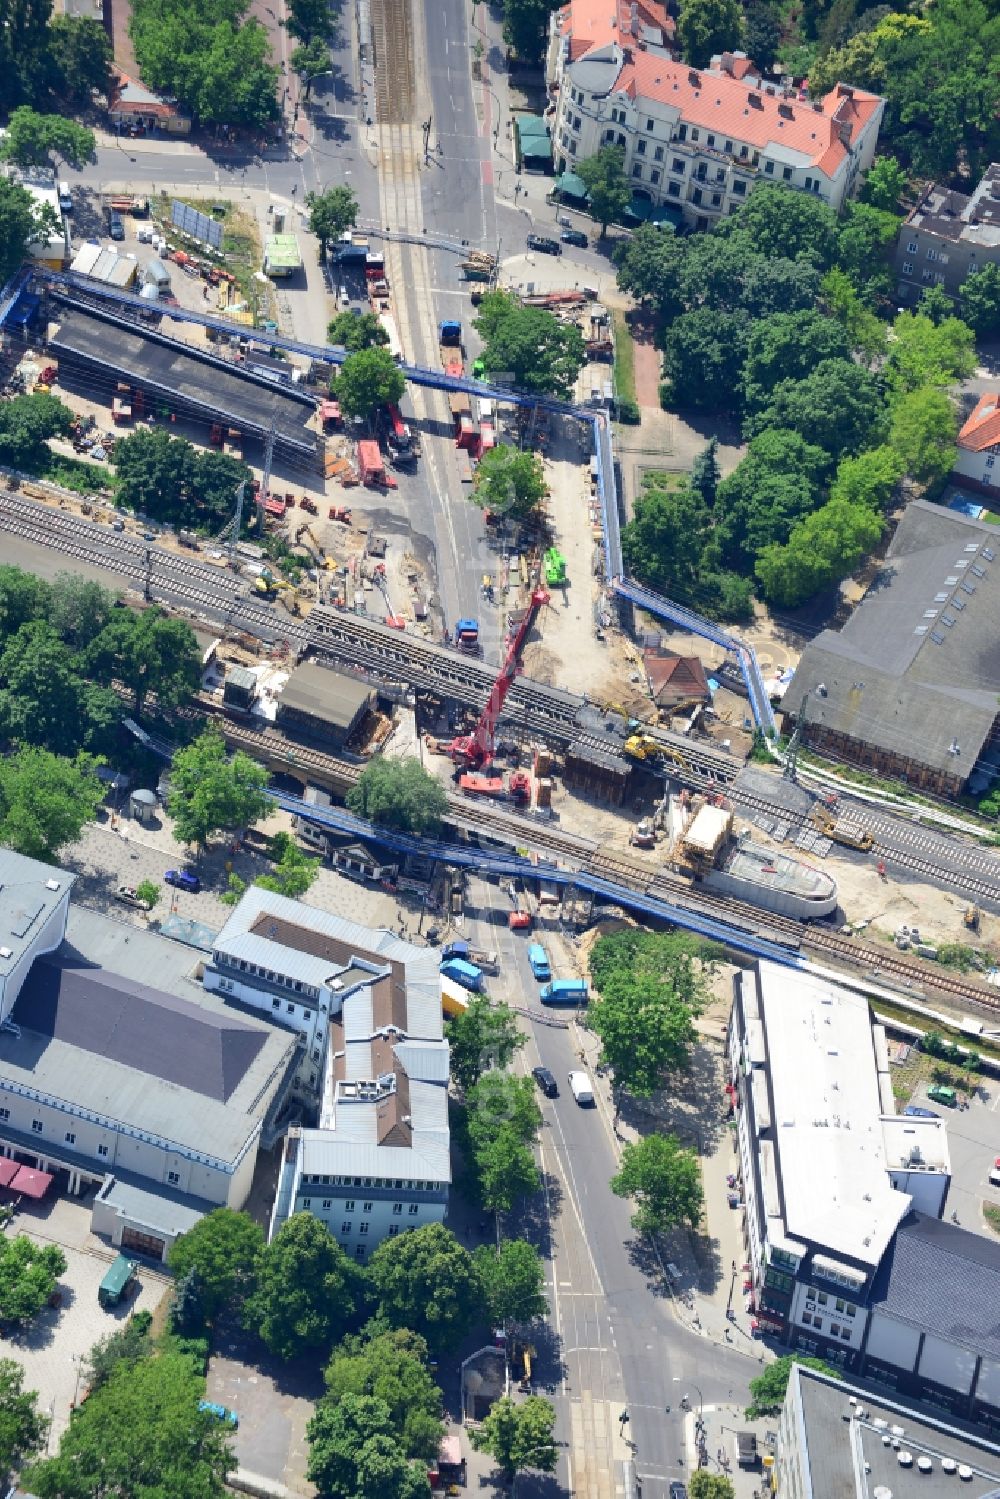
xmin=466 ymin=1071 xmax=542 ymax=1216
xmin=474 ymin=1239 xmax=548 ymax=1330
xmin=0 ymin=746 xmax=104 ymax=862
xmin=0 ymin=621 xmax=119 ymax=758
xmin=474 ymin=291 xmax=585 ymax=398
xmin=0 ymin=106 xmax=94 ymax=167
xmin=368 ymin=1224 xmax=481 ymax=1353
xmin=322 ymin=1325 xmax=444 ymax=1463
xmin=0 ymin=392 xmax=74 ymax=470
xmin=588 ymin=930 xmax=710 ymax=1099
xmin=960 ymin=264 xmax=1000 ymax=338
xmin=746 ymin=1355 xmax=841 ymax=1418
xmin=327 ymin=311 xmax=389 ymax=352
xmin=246 ymin=1214 xmax=368 ymax=1361
xmin=85 ymin=605 xmax=201 ymax=717
xmin=469 ymin=1395 xmax=557 ymax=1482
xmin=346 ymin=756 xmax=447 ymax=835
xmin=112 ymin=427 xmax=252 ymax=532
xmin=167 ymin=1209 xmax=264 ymax=1325
xmin=0 ymin=1358 xmax=48 ymax=1476
xmin=166 ymin=728 xmax=270 ymax=850
xmin=575 ymin=146 xmax=630 ymax=236
xmin=24 ymin=1349 xmax=234 ymax=1499
xmin=335 ymin=347 xmax=407 ymax=420
xmin=446 ymin=994 xmax=525 ymax=1094
xmin=0 ymin=1235 xmax=66 ymax=1325
xmin=610 ymin=1133 xmax=704 ymax=1236
xmin=677 ymin=0 xmax=744 ymax=66
xmin=307 ymin=186 xmax=359 ymax=256
xmin=472 ymin=445 xmax=547 ymax=520
xmin=0 ymin=178 xmax=59 ymax=283
xmin=129 ymin=0 xmax=280 ymax=125
xmin=307 ymin=1392 xmax=429 ymax=1499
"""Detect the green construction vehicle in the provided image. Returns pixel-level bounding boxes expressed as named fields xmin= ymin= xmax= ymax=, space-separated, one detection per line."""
xmin=543 ymin=548 xmax=567 ymax=586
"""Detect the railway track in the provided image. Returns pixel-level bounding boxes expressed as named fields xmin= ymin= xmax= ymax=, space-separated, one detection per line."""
xmin=183 ymin=701 xmax=1000 ymax=1012
xmin=7 ymin=487 xmax=1000 ymax=989
xmin=735 ymin=789 xmax=1000 ymax=905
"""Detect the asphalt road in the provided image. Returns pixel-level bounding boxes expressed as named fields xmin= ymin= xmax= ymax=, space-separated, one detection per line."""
xmin=469 ymin=879 xmax=759 ymax=1498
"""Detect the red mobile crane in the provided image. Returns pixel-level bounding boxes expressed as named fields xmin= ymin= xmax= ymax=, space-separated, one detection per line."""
xmin=449 ymin=586 xmax=549 ymax=768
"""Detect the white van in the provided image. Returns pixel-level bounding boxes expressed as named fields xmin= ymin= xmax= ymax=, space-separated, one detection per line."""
xmin=58 ymin=181 xmax=73 ymax=214
xmin=568 ymin=1070 xmax=595 ymax=1107
xmin=989 ymin=1167 xmax=1000 ymax=1189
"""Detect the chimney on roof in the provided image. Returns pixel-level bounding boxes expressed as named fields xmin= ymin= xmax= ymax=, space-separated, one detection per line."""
xmin=688 ymin=69 xmax=701 ymax=87
xmin=748 ymin=91 xmax=764 ymax=109
xmin=778 ymin=102 xmax=793 ymax=118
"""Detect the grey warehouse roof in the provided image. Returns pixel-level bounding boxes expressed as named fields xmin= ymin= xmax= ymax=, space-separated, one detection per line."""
xmin=15 ymin=960 xmax=267 ymax=1103
xmin=791 ymin=1365 xmax=1000 ymax=1499
xmin=0 ymin=907 xmax=298 ymax=1164
xmin=868 ymin=1210 xmax=1000 ymax=1361
xmin=782 ymin=501 xmax=1000 ymax=776
xmin=278 ymin=664 xmax=373 ymax=728
xmin=0 ymin=851 xmax=74 ymax=987
xmin=49 ymin=307 xmax=318 ymax=456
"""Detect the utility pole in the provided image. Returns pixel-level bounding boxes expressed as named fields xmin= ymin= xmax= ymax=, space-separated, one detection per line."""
xmin=784 ymin=690 xmax=809 ymax=782
xmin=257 ymin=419 xmax=276 ymax=535
xmin=422 ymin=116 xmax=433 ymax=166
xmin=229 ymin=478 xmax=247 ymax=568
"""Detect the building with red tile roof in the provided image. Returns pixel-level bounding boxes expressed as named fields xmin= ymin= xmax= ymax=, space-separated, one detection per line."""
xmin=954 ymin=393 xmax=1000 ymax=498
xmin=108 ymin=68 xmax=191 ymax=135
xmin=546 ymin=20 xmax=883 ymax=226
xmin=642 ymin=648 xmax=711 ymax=710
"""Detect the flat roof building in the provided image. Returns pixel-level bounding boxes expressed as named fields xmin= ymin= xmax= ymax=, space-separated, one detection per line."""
xmin=204 ymin=888 xmax=450 ymax=1260
xmin=0 ymin=850 xmax=75 ymax=1023
xmin=776 ymin=1365 xmax=1000 ymax=1499
xmin=276 ymin=663 xmax=374 ymax=748
xmin=0 ymin=902 xmax=298 ymax=1260
xmin=730 ymin=962 xmax=1000 ymax=1428
xmin=781 ymin=500 xmax=1000 ymax=795
xmin=48 ymin=306 xmax=318 ymax=466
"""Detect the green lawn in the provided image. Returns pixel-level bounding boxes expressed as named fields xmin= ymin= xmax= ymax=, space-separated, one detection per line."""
xmin=612 ymin=309 xmax=637 ymax=408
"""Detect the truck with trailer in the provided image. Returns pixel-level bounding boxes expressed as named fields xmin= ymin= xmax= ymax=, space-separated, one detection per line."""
xmin=527 ymin=943 xmax=551 ymax=981
xmin=539 ymin=978 xmax=589 ymax=1005
xmin=442 ymin=940 xmax=498 ymax=972
xmin=439 ymin=957 xmax=484 ymax=992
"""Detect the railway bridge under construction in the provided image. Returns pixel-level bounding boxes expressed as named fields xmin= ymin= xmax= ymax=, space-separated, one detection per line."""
xmin=0 ymin=264 xmax=777 ymax=735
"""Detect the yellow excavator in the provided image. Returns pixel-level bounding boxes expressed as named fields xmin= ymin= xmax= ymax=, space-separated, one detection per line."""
xmin=624 ymin=733 xmax=687 ymax=770
xmin=294 ymin=521 xmax=333 ymax=570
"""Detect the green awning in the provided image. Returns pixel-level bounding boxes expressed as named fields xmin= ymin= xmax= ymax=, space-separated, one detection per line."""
xmin=627 ymin=195 xmax=657 ymax=221
xmin=515 ymin=113 xmax=552 ymax=162
xmin=555 ymin=170 xmax=588 ymax=201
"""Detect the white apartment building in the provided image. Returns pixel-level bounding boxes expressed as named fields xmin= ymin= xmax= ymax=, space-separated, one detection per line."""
xmin=0 ymin=850 xmax=74 ymax=1022
xmin=730 ymin=963 xmax=1000 ymax=1428
xmin=729 ymin=963 xmax=950 ymax=1357
xmin=547 ymin=5 xmax=884 ymax=227
xmin=206 ymin=888 xmax=450 ymax=1261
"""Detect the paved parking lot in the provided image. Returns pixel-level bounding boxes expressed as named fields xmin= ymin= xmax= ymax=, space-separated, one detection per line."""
xmin=909 ymin=1078 xmax=1000 ymax=1232
xmin=62 ymin=811 xmax=416 ymax=939
xmin=207 ymin=1327 xmax=322 ymax=1496
xmin=5 ymin=1192 xmax=170 ymax=1448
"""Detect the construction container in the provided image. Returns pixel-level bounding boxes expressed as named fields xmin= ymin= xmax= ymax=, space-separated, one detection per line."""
xmin=536 ymin=778 xmax=552 ymax=808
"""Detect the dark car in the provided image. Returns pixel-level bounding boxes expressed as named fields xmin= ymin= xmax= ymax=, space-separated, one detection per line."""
xmin=670 ymin=1484 xmax=688 ymax=1499
xmin=903 ymin=1104 xmax=939 ymax=1119
xmin=560 ymin=228 xmax=588 ymax=248
xmin=532 ymin=1066 xmax=558 ymax=1098
xmin=527 ymin=234 xmax=561 ymax=256
xmin=109 ymin=213 xmax=125 ymax=241
xmin=165 ymin=868 xmax=201 ymax=893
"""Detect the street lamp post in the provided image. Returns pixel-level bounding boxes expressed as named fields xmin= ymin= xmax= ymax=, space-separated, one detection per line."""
xmin=293 ymin=69 xmax=334 ymax=125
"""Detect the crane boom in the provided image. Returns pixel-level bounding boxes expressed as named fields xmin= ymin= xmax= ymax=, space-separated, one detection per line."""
xmin=450 ymin=586 xmax=549 ymax=767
